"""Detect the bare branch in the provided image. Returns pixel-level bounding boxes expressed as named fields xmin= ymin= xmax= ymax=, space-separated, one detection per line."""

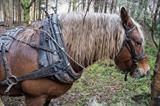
xmin=151 ymin=0 xmax=160 ymax=49
xmin=83 ymin=0 xmax=93 ymax=25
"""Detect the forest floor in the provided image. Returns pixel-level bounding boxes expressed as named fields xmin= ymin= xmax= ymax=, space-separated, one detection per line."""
xmin=1 ymin=40 xmax=157 ymax=106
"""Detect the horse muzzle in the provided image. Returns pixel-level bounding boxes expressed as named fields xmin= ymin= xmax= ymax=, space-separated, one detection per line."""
xmin=130 ymin=68 xmax=150 ymax=78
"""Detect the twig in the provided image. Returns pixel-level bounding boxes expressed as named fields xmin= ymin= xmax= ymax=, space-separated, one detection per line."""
xmin=83 ymin=0 xmax=93 ymax=25
xmin=151 ymin=0 xmax=160 ymax=49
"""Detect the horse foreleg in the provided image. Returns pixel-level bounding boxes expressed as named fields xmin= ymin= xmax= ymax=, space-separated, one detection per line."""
xmin=25 ymin=95 xmax=47 ymax=106
xmin=0 ymin=97 xmax=4 ymax=106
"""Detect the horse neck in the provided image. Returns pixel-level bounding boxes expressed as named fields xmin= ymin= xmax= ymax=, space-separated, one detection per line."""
xmin=67 ymin=51 xmax=101 ymax=73
xmin=65 ymin=37 xmax=122 ymax=73
xmin=61 ymin=12 xmax=125 ymax=72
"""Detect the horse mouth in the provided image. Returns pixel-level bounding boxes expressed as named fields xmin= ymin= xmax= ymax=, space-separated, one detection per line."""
xmin=129 ymin=69 xmax=150 ymax=79
xmin=130 ymin=72 xmax=143 ymax=79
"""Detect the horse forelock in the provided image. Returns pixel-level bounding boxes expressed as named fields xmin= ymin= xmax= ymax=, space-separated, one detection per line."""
xmin=131 ymin=18 xmax=145 ymax=45
xmin=59 ymin=12 xmax=125 ymax=66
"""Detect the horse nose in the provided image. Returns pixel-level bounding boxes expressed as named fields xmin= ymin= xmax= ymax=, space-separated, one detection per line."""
xmin=133 ymin=68 xmax=150 ymax=78
xmin=146 ymin=70 xmax=150 ymax=76
xmin=134 ymin=69 xmax=142 ymax=78
xmin=139 ymin=69 xmax=150 ymax=78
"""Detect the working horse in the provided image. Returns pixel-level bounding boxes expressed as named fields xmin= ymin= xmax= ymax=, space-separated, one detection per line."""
xmin=0 ymin=7 xmax=150 ymax=106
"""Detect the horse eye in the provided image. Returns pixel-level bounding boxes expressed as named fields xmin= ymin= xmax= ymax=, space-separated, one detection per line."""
xmin=134 ymin=38 xmax=143 ymax=45
xmin=136 ymin=41 xmax=142 ymax=45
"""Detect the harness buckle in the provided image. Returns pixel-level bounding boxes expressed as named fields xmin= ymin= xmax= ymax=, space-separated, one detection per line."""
xmin=4 ymin=75 xmax=18 ymax=93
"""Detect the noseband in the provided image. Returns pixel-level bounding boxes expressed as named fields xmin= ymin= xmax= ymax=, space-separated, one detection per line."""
xmin=123 ymin=24 xmax=146 ymax=80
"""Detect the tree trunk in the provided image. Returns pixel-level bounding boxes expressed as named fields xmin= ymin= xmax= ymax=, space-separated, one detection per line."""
xmin=82 ymin=0 xmax=86 ymax=10
xmin=17 ymin=0 xmax=22 ymax=24
xmin=21 ymin=0 xmax=36 ymax=24
xmin=46 ymin=0 xmax=48 ymax=13
xmin=3 ymin=0 xmax=13 ymax=26
xmin=68 ymin=0 xmax=72 ymax=12
xmin=110 ymin=0 xmax=116 ymax=13
xmin=110 ymin=0 xmax=114 ymax=13
xmin=104 ymin=0 xmax=108 ymax=13
xmin=0 ymin=98 xmax=4 ymax=106
xmin=0 ymin=0 xmax=3 ymax=22
xmin=99 ymin=0 xmax=105 ymax=13
xmin=94 ymin=0 xmax=99 ymax=12
xmin=38 ymin=0 xmax=42 ymax=20
xmin=151 ymin=52 xmax=160 ymax=106
xmin=72 ymin=0 xmax=77 ymax=11
xmin=151 ymin=0 xmax=160 ymax=49
xmin=151 ymin=3 xmax=160 ymax=103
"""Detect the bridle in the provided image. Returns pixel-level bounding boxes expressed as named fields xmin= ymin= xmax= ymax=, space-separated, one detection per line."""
xmin=123 ymin=24 xmax=146 ymax=65
xmin=122 ymin=24 xmax=146 ymax=80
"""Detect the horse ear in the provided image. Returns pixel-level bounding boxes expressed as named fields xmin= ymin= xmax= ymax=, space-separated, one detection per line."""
xmin=120 ymin=7 xmax=129 ymax=24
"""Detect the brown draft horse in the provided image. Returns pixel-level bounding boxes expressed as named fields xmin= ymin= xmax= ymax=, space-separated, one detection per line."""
xmin=0 ymin=7 xmax=150 ymax=106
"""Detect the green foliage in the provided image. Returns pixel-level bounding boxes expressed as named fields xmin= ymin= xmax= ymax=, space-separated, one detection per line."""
xmin=145 ymin=41 xmax=157 ymax=71
xmin=23 ymin=9 xmax=30 ymax=24
xmin=21 ymin=0 xmax=30 ymax=8
xmin=21 ymin=0 xmax=31 ymax=24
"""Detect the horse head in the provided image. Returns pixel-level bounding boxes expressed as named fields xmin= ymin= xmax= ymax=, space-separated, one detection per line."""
xmin=114 ymin=7 xmax=150 ymax=78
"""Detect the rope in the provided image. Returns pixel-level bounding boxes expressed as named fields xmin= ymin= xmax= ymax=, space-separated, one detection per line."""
xmin=34 ymin=28 xmax=86 ymax=69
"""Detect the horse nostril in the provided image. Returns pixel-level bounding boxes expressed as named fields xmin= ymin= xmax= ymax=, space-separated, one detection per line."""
xmin=146 ymin=70 xmax=150 ymax=76
xmin=134 ymin=69 xmax=142 ymax=78
xmin=135 ymin=69 xmax=140 ymax=74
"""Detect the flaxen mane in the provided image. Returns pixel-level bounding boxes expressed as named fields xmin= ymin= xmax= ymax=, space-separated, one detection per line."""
xmin=16 ymin=12 xmax=144 ymax=66
xmin=59 ymin=12 xmax=144 ymax=66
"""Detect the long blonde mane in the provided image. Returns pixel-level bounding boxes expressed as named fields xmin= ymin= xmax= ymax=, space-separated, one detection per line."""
xmin=59 ymin=12 xmax=144 ymax=66
xmin=59 ymin=12 xmax=125 ymax=66
xmin=15 ymin=12 xmax=144 ymax=66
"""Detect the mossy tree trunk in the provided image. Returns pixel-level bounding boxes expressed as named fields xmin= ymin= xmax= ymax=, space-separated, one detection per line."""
xmin=21 ymin=0 xmax=36 ymax=24
xmin=150 ymin=1 xmax=160 ymax=104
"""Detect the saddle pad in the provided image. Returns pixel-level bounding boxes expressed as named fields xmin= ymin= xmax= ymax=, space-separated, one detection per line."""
xmin=0 ymin=27 xmax=24 ymax=51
